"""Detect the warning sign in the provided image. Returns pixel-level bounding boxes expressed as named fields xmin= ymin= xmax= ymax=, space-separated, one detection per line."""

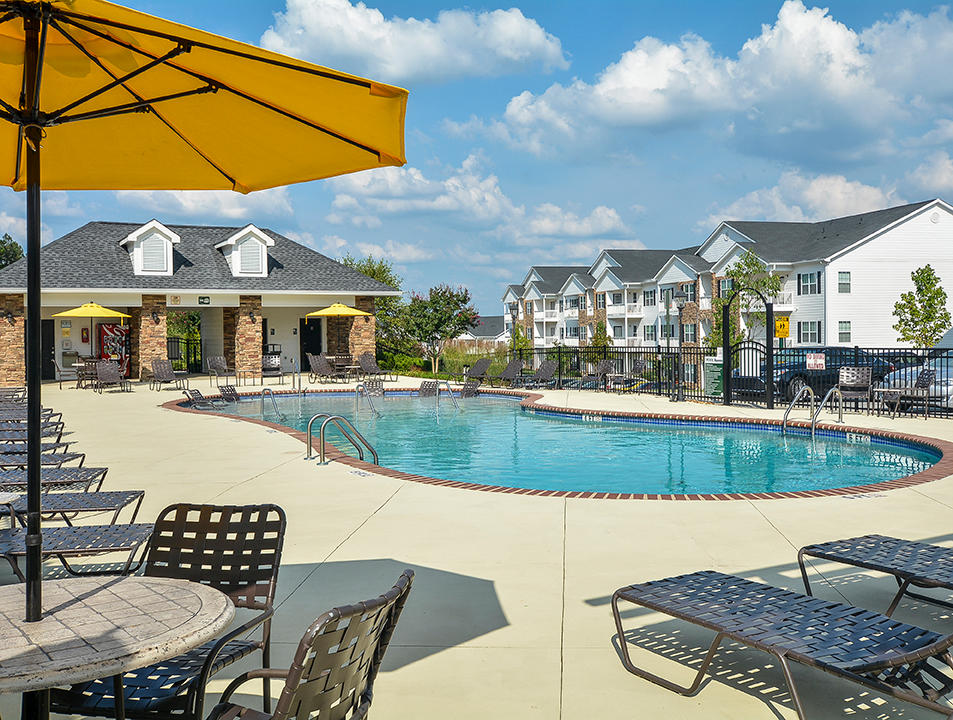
xmin=806 ymin=353 xmax=826 ymax=371
xmin=774 ymin=317 xmax=789 ymax=339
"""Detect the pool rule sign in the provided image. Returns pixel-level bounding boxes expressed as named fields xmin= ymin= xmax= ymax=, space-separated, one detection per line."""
xmin=775 ymin=316 xmax=790 ymax=339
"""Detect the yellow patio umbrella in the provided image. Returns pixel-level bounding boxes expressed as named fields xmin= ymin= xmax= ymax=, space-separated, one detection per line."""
xmin=306 ymin=303 xmax=372 ymax=353
xmin=52 ymin=301 xmax=131 ymax=356
xmin=0 ymin=0 xmax=407 ymax=640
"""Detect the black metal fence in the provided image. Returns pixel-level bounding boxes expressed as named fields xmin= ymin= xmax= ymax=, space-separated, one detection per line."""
xmin=166 ymin=336 xmax=202 ymax=374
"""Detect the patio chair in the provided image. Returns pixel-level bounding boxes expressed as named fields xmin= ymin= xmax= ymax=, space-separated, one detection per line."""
xmin=875 ymin=368 xmax=937 ymax=419
xmin=799 ymin=534 xmax=953 ymax=617
xmin=51 ymin=503 xmax=288 ymax=720
xmin=182 ymin=388 xmax=223 ymax=410
xmin=52 ymin=357 xmax=78 ymax=390
xmin=836 ymin=365 xmax=873 ymax=414
xmin=217 ymin=385 xmax=241 ymax=402
xmin=307 ymin=353 xmax=345 ymax=383
xmin=572 ymin=358 xmax=614 ymax=391
xmin=150 ymin=358 xmax=187 ymax=392
xmin=520 ymin=359 xmax=557 ymax=390
xmin=488 ymin=358 xmax=523 ymax=387
xmin=449 ymin=356 xmax=492 ymax=384
xmin=0 ymin=466 xmax=108 ymax=493
xmin=95 ymin=360 xmax=132 ymax=393
xmin=362 ymin=378 xmax=384 ymax=396
xmin=460 ymin=379 xmax=481 ymax=398
xmin=261 ymin=353 xmax=284 ymax=383
xmin=207 ymin=570 xmax=414 ymax=720
xmin=78 ymin=358 xmax=99 ymax=389
xmin=359 ymin=351 xmax=396 ymax=381
xmin=418 ymin=379 xmax=439 ymax=397
xmin=206 ymin=355 xmax=235 ymax=387
xmin=612 ymin=359 xmax=647 ymax=393
xmin=612 ymin=570 xmax=953 ymax=720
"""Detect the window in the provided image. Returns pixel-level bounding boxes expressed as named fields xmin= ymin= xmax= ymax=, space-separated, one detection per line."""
xmin=797 ymin=321 xmax=821 ymax=344
xmin=838 ymin=321 xmax=851 ymax=343
xmin=238 ymin=238 xmax=262 ymax=274
xmin=546 ymin=326 xmax=555 ymax=337
xmin=612 ymin=325 xmax=623 ymax=339
xmin=558 ymin=299 xmax=564 ymax=312
xmin=682 ymin=363 xmax=697 ymax=384
xmin=612 ymin=292 xmax=623 ymax=305
xmin=630 ymin=324 xmax=638 ymax=336
xmin=527 ymin=327 xmax=533 ymax=339
xmin=568 ymin=325 xmax=579 ymax=338
xmin=661 ymin=288 xmax=673 ymax=307
xmin=140 ymin=233 xmax=167 ymax=272
xmin=683 ymin=284 xmax=696 ymax=303
xmin=683 ymin=324 xmax=697 ymax=343
xmin=525 ymin=301 xmax=533 ymax=315
xmin=559 ymin=328 xmax=564 ymax=339
xmin=660 ymin=324 xmax=676 ymax=339
xmin=798 ymin=271 xmax=820 ymax=295
xmin=643 ymin=290 xmax=656 ymax=306
xmin=644 ymin=325 xmax=657 ymax=341
xmin=568 ymin=296 xmax=579 ymax=309
xmin=719 ymin=278 xmax=734 ymax=295
xmin=596 ymin=293 xmax=606 ymax=309
xmin=838 ymin=271 xmax=851 ymax=293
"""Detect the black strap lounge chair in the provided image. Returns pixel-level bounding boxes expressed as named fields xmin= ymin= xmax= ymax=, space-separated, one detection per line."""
xmin=95 ymin=360 xmax=132 ymax=393
xmin=217 ymin=385 xmax=241 ymax=402
xmin=51 ymin=503 xmax=287 ymax=720
xmin=836 ymin=366 xmax=873 ymax=413
xmin=206 ymin=355 xmax=236 ymax=386
xmin=613 ymin=570 xmax=953 ymax=720
xmin=488 ymin=358 xmax=523 ymax=387
xmin=611 ymin=359 xmax=647 ymax=393
xmin=571 ymin=358 xmax=614 ymax=390
xmin=521 ymin=359 xmax=557 ymax=389
xmin=799 ymin=534 xmax=953 ymax=617
xmin=307 ymin=353 xmax=345 ymax=383
xmin=261 ymin=353 xmax=283 ymax=383
xmin=0 ymin=387 xmax=24 ymax=401
xmin=207 ymin=570 xmax=414 ymax=720
xmin=460 ymin=379 xmax=481 ymax=398
xmin=0 ymin=450 xmax=85 ymax=469
xmin=418 ymin=380 xmax=438 ymax=397
xmin=875 ymin=368 xmax=937 ymax=419
xmin=0 ymin=489 xmax=145 ymax=527
xmin=450 ymin=357 xmax=492 ymax=384
xmin=183 ymin=388 xmax=223 ymax=410
xmin=0 ymin=440 xmax=74 ymax=454
xmin=0 ymin=467 xmax=108 ymax=493
xmin=359 ymin=351 xmax=395 ymax=381
xmin=150 ymin=358 xmax=188 ymax=392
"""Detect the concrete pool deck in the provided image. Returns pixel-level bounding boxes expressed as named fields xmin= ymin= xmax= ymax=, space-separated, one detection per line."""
xmin=3 ymin=377 xmax=953 ymax=719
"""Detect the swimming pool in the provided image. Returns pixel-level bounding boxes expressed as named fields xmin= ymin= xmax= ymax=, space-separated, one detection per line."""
xmin=210 ymin=391 xmax=942 ymax=496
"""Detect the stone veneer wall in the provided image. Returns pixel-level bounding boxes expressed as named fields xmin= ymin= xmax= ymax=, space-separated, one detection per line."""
xmin=577 ymin=290 xmax=606 ymax=347
xmin=348 ymin=296 xmax=376 ymax=357
xmin=234 ymin=296 xmax=262 ymax=373
xmin=128 ymin=307 xmax=142 ymax=379
xmin=222 ymin=307 xmax=237 ymax=369
xmin=0 ymin=294 xmax=24 ymax=387
xmin=136 ymin=295 xmax=167 ymax=381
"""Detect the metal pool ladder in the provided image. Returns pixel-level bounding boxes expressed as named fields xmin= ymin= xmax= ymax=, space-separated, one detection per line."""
xmin=811 ymin=387 xmax=844 ymax=437
xmin=436 ymin=380 xmax=460 ymax=410
xmin=306 ymin=413 xmax=378 ymax=465
xmin=354 ymin=383 xmax=381 ymax=416
xmin=289 ymin=357 xmax=303 ymax=391
xmin=782 ymin=385 xmax=815 ymax=435
xmin=260 ymin=388 xmax=283 ymax=419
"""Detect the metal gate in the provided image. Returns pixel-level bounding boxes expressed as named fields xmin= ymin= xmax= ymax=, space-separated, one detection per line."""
xmin=167 ymin=336 xmax=202 ymax=373
xmin=729 ymin=340 xmax=770 ymax=405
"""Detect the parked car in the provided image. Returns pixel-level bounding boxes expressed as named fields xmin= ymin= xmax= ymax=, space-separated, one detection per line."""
xmin=879 ymin=353 xmax=953 ymax=410
xmin=771 ymin=347 xmax=895 ymax=401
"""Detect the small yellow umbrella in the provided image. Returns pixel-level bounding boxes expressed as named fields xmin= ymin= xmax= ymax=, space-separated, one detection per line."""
xmin=52 ymin=301 xmax=131 ymax=357
xmin=306 ymin=303 xmax=371 ymax=352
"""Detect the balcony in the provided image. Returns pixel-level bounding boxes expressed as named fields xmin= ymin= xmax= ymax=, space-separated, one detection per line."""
xmin=765 ymin=292 xmax=793 ymax=307
xmin=544 ymin=310 xmax=557 ymax=320
xmin=698 ymin=298 xmax=712 ymax=311
xmin=606 ymin=304 xmax=626 ymax=317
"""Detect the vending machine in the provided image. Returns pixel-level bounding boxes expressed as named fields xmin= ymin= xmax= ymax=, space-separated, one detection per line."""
xmin=99 ymin=323 xmax=130 ymax=377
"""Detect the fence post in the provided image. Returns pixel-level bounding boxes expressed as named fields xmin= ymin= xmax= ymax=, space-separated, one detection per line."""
xmin=557 ymin=345 xmax=563 ymax=388
xmin=765 ymin=303 xmax=774 ymax=410
xmin=722 ymin=302 xmax=732 ymax=405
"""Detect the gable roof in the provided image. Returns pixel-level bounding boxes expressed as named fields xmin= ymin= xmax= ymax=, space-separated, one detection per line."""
xmin=469 ymin=315 xmax=505 ymax=337
xmin=506 ymin=284 xmax=524 ymax=296
xmin=0 ymin=221 xmax=399 ymax=294
xmin=525 ymin=266 xmax=590 ymax=294
xmin=603 ymin=247 xmax=702 ymax=283
xmin=723 ymin=201 xmax=934 ymax=263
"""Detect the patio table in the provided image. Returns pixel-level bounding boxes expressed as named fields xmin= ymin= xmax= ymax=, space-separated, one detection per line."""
xmin=0 ymin=575 xmax=234 ymax=720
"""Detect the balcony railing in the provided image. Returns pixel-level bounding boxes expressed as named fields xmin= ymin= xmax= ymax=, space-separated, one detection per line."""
xmin=699 ymin=298 xmax=712 ymax=311
xmin=606 ymin=305 xmax=626 ymax=317
xmin=766 ymin=292 xmax=793 ymax=306
xmin=626 ymin=338 xmax=642 ymax=347
xmin=544 ymin=310 xmax=557 ymax=319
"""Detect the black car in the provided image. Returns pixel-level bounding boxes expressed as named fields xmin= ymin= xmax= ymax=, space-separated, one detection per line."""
xmin=771 ymin=347 xmax=895 ymax=400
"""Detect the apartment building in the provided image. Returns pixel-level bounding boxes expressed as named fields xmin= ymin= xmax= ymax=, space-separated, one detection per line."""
xmin=503 ymin=199 xmax=953 ymax=350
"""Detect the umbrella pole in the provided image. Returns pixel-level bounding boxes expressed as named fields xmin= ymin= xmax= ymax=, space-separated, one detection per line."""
xmin=24 ymin=9 xmax=43 ymax=625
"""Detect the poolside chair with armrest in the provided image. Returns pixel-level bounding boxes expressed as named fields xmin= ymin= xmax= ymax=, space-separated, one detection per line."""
xmin=449 ymin=357 xmax=492 ymax=384
xmin=521 ymin=359 xmax=557 ymax=389
xmin=307 ymin=353 xmax=345 ymax=383
xmin=150 ymin=358 xmax=188 ymax=392
xmin=51 ymin=503 xmax=287 ymax=720
xmin=261 ymin=353 xmax=283 ymax=384
xmin=359 ymin=351 xmax=396 ymax=381
xmin=876 ymin=367 xmax=937 ymax=419
xmin=182 ymin=388 xmax=223 ymax=410
xmin=95 ymin=360 xmax=132 ymax=393
xmin=207 ymin=570 xmax=414 ymax=720
xmin=613 ymin=570 xmax=953 ymax=720
xmin=78 ymin=358 xmax=98 ymax=389
xmin=217 ymin=385 xmax=241 ymax=403
xmin=206 ymin=355 xmax=236 ymax=387
xmin=52 ymin=358 xmax=78 ymax=390
xmin=836 ymin=365 xmax=873 ymax=414
xmin=570 ymin=358 xmax=614 ymax=391
xmin=488 ymin=358 xmax=523 ymax=387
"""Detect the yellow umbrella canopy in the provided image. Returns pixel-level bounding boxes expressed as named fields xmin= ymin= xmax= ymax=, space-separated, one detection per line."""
xmin=305 ymin=303 xmax=372 ymax=318
xmin=0 ymin=0 xmax=408 ymax=191
xmin=51 ymin=301 xmax=130 ymax=320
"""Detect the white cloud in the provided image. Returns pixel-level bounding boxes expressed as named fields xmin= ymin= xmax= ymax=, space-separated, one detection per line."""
xmin=261 ymin=0 xmax=567 ymax=83
xmin=702 ymin=170 xmax=903 ymax=227
xmin=355 ymin=239 xmax=434 ymax=262
xmin=114 ymin=187 xmax=293 ymax=221
xmin=908 ymin=152 xmax=953 ymax=195
xmin=526 ymin=203 xmax=626 ymax=237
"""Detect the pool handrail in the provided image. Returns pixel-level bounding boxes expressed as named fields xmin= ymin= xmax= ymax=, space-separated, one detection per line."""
xmin=355 ymin=383 xmax=381 ymax=416
xmin=260 ymin=387 xmax=283 ymax=419
xmin=436 ymin=380 xmax=460 ymax=410
xmin=782 ymin=385 xmax=815 ymax=435
xmin=812 ymin=387 xmax=844 ymax=437
xmin=306 ymin=413 xmax=378 ymax=465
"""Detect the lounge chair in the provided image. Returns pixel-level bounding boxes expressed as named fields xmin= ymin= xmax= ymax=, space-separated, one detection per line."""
xmin=520 ymin=359 xmax=557 ymax=389
xmin=150 ymin=358 xmax=188 ymax=392
xmin=568 ymin=358 xmax=614 ymax=390
xmin=613 ymin=570 xmax=953 ymax=720
xmin=206 ymin=354 xmax=235 ymax=386
xmin=307 ymin=352 xmax=345 ymax=383
xmin=0 ymin=450 xmax=85 ymax=469
xmin=449 ymin=357 xmax=492 ymax=384
xmin=611 ymin=359 xmax=647 ymax=393
xmin=0 ymin=387 xmax=24 ymax=401
xmin=488 ymin=358 xmax=523 ymax=387
xmin=95 ymin=360 xmax=131 ymax=393
xmin=359 ymin=351 xmax=396 ymax=381
xmin=207 ymin=570 xmax=414 ymax=720
xmin=799 ymin=534 xmax=953 ymax=616
xmin=418 ymin=380 xmax=438 ymax=397
xmin=182 ymin=388 xmax=222 ymax=410
xmin=51 ymin=503 xmax=287 ymax=720
xmin=874 ymin=368 xmax=937 ymax=419
xmin=460 ymin=379 xmax=481 ymax=398
xmin=0 ymin=466 xmax=108 ymax=493
xmin=0 ymin=489 xmax=144 ymax=526
xmin=217 ymin=384 xmax=241 ymax=402
xmin=52 ymin=358 xmax=78 ymax=390
xmin=836 ymin=365 xmax=873 ymax=414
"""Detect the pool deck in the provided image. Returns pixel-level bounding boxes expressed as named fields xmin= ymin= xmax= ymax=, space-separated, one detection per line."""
xmin=3 ymin=377 xmax=953 ymax=719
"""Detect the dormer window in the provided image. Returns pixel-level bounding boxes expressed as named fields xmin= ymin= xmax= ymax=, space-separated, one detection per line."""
xmin=215 ymin=224 xmax=274 ymax=278
xmin=119 ymin=220 xmax=180 ymax=277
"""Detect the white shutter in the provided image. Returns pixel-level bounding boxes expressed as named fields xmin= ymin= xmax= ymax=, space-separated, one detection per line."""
xmin=140 ymin=234 xmax=166 ymax=272
xmin=239 ymin=239 xmax=262 ymax=274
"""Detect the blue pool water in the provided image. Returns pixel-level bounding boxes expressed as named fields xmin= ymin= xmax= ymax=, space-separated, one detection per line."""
xmin=222 ymin=393 xmax=939 ymax=494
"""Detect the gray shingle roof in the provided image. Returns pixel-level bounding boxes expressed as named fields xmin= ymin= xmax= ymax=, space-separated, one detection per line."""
xmin=724 ymin=201 xmax=934 ymax=263
xmin=528 ymin=266 xmax=591 ymax=294
xmin=505 ymin=284 xmax=524 ymax=297
xmin=469 ymin=315 xmax=505 ymax=337
xmin=0 ymin=221 xmax=399 ymax=294
xmin=603 ymin=248 xmax=702 ymax=283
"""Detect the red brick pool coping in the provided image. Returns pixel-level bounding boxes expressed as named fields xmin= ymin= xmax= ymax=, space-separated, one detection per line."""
xmin=162 ymin=387 xmax=953 ymax=501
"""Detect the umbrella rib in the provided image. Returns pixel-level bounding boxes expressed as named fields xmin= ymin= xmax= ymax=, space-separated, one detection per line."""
xmin=49 ymin=18 xmax=241 ymax=189
xmin=58 ymin=15 xmax=388 ymax=161
xmin=54 ymin=86 xmax=218 ymax=124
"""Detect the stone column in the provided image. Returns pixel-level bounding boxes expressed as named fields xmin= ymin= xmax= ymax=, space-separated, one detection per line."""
xmin=137 ymin=295 xmax=167 ymax=380
xmin=0 ymin=294 xmax=24 ymax=387
xmin=349 ymin=296 xmax=376 ymax=357
xmin=222 ymin=307 xmax=237 ymax=369
xmin=127 ymin=307 xmax=142 ymax=379
xmin=234 ymin=295 xmax=262 ymax=373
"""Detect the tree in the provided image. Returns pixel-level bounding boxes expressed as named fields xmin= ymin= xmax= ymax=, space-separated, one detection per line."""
xmin=339 ymin=253 xmax=408 ymax=354
xmin=893 ymin=264 xmax=952 ymax=347
xmin=589 ymin=320 xmax=612 ymax=348
xmin=705 ymin=250 xmax=783 ymax=349
xmin=167 ymin=310 xmax=201 ymax=339
xmin=404 ymin=285 xmax=479 ymax=373
xmin=0 ymin=233 xmax=23 ymax=269
xmin=510 ymin=324 xmax=531 ymax=352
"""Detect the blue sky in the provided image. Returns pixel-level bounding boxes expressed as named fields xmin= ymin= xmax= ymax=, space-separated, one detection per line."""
xmin=8 ymin=0 xmax=953 ymax=313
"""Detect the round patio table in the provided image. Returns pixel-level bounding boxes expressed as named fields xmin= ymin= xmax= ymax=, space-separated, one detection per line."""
xmin=0 ymin=575 xmax=234 ymax=719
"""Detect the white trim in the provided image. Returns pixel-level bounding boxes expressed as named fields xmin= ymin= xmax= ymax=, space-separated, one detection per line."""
xmin=696 ymin=221 xmax=756 ymax=258
xmin=212 ymin=223 xmax=276 ymax=249
xmin=824 ymin=199 xmax=950 ymax=261
xmin=0 ymin=287 xmax=402 ymax=296
xmin=118 ymin=219 xmax=181 ymax=247
xmin=652 ymin=255 xmax=696 ymax=284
